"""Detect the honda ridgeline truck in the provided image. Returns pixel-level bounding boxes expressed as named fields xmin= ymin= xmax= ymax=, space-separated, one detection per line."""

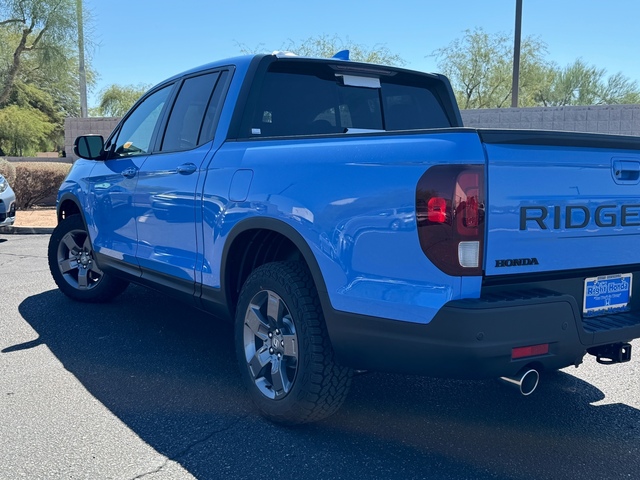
xmin=49 ymin=52 xmax=640 ymax=424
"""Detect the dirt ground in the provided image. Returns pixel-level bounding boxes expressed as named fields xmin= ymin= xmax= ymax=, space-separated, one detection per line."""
xmin=14 ymin=207 xmax=57 ymax=227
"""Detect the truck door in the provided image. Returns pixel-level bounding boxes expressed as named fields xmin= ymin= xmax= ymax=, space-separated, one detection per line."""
xmin=87 ymin=84 xmax=173 ymax=272
xmin=134 ymin=71 xmax=228 ymax=294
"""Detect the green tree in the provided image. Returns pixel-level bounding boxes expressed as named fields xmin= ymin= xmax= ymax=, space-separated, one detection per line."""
xmin=0 ymin=0 xmax=95 ymax=154
xmin=97 ymin=83 xmax=149 ymax=117
xmin=535 ymin=59 xmax=640 ymax=106
xmin=433 ymin=28 xmax=640 ymax=109
xmin=238 ymin=34 xmax=405 ymax=66
xmin=0 ymin=104 xmax=54 ymax=155
xmin=6 ymin=80 xmax=62 ymax=149
xmin=0 ymin=0 xmax=78 ymax=106
xmin=433 ymin=28 xmax=550 ymax=109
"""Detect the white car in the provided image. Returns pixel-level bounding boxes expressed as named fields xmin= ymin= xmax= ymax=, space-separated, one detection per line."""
xmin=0 ymin=174 xmax=16 ymax=227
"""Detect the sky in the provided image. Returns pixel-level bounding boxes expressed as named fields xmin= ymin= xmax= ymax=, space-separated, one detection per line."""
xmin=86 ymin=0 xmax=640 ymax=107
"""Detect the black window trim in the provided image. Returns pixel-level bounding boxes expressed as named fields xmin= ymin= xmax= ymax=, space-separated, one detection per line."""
xmin=103 ymin=65 xmax=236 ymax=160
xmin=151 ymin=66 xmax=235 ymax=155
xmin=157 ymin=71 xmax=222 ymax=154
xmin=199 ymin=68 xmax=234 ymax=145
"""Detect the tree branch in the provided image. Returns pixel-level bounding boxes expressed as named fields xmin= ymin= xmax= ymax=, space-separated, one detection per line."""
xmin=0 ymin=24 xmax=33 ymax=106
xmin=24 ymin=24 xmax=49 ymax=51
xmin=0 ymin=18 xmax=24 ymax=26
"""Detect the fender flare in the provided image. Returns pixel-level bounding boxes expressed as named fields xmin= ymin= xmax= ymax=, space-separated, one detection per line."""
xmin=57 ymin=193 xmax=87 ymax=227
xmin=221 ymin=216 xmax=333 ymax=314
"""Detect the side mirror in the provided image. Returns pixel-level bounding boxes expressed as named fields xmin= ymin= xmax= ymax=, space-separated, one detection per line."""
xmin=74 ymin=135 xmax=105 ymax=160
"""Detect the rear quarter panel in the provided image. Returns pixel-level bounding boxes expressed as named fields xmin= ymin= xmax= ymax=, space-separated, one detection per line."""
xmin=203 ymin=131 xmax=486 ymax=324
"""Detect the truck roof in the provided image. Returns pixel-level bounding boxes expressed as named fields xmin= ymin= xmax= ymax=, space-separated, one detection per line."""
xmin=156 ymin=52 xmax=444 ymax=90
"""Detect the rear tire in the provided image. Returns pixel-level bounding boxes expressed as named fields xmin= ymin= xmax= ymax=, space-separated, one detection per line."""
xmin=48 ymin=215 xmax=128 ymax=302
xmin=235 ymin=261 xmax=352 ymax=424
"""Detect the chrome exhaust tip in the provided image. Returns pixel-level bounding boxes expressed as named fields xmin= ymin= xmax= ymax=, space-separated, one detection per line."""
xmin=500 ymin=369 xmax=539 ymax=396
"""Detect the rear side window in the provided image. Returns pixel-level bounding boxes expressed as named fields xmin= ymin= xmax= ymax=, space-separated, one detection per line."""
xmin=244 ymin=61 xmax=452 ymax=138
xmin=384 ymin=83 xmax=451 ymax=130
xmin=199 ymin=70 xmax=230 ymax=144
xmin=160 ymin=72 xmax=221 ymax=152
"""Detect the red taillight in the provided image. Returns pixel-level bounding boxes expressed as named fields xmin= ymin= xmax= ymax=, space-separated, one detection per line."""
xmin=512 ymin=344 xmax=549 ymax=360
xmin=416 ymin=165 xmax=485 ymax=276
xmin=465 ymin=196 xmax=479 ymax=228
xmin=457 ymin=172 xmax=480 ymax=231
xmin=427 ymin=197 xmax=447 ymax=223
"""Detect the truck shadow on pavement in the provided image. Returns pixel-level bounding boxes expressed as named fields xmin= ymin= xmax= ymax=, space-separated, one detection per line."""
xmin=14 ymin=285 xmax=640 ymax=480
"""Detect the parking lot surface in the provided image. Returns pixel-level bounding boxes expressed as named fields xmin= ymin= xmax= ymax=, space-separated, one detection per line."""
xmin=1 ymin=233 xmax=638 ymax=479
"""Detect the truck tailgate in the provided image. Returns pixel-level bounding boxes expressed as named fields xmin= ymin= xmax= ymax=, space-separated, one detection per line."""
xmin=481 ymin=130 xmax=640 ymax=277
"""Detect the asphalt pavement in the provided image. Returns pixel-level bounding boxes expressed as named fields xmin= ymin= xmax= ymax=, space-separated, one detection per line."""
xmin=1 ymin=233 xmax=638 ymax=480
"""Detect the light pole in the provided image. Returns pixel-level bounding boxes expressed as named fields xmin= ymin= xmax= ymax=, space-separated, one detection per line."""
xmin=511 ymin=0 xmax=523 ymax=108
xmin=77 ymin=0 xmax=88 ymax=117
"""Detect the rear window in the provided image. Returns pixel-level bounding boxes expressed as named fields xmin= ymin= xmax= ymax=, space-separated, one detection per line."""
xmin=244 ymin=61 xmax=452 ymax=138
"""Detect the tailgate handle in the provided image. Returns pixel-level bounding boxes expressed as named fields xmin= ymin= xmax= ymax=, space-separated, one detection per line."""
xmin=612 ymin=159 xmax=640 ymax=184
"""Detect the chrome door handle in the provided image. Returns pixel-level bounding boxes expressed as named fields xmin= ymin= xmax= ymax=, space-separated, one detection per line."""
xmin=177 ymin=163 xmax=197 ymax=175
xmin=122 ymin=167 xmax=137 ymax=178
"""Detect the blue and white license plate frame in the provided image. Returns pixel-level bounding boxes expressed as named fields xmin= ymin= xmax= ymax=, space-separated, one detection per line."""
xmin=583 ymin=273 xmax=633 ymax=316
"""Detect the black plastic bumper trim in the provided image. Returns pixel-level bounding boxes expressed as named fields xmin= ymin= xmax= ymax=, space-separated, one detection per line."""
xmin=324 ymin=292 xmax=640 ymax=379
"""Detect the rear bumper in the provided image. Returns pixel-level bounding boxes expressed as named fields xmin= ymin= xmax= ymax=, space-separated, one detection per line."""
xmin=325 ymin=289 xmax=640 ymax=379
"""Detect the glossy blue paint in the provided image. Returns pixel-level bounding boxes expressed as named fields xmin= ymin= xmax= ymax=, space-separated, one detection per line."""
xmin=201 ymin=131 xmax=486 ymax=324
xmin=59 ymin=54 xmax=640 ymax=325
xmin=58 ymin=159 xmax=96 ymax=215
xmin=84 ymin=157 xmax=146 ymax=265
xmin=485 ymin=143 xmax=640 ymax=276
xmin=54 ymin=54 xmax=640 ymax=389
xmin=228 ymin=169 xmax=254 ymax=202
xmin=135 ymin=143 xmax=213 ymax=283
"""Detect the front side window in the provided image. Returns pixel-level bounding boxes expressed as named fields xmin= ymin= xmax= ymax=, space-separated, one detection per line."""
xmin=110 ymin=85 xmax=172 ymax=158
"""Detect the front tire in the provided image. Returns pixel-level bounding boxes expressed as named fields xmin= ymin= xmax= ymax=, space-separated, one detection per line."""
xmin=235 ymin=262 xmax=352 ymax=424
xmin=48 ymin=215 xmax=128 ymax=302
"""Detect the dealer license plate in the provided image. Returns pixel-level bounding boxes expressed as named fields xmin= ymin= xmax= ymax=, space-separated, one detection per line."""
xmin=583 ymin=273 xmax=632 ymax=316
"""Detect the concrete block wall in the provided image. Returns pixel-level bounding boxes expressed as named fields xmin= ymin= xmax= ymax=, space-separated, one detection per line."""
xmin=63 ymin=105 xmax=640 ymax=161
xmin=64 ymin=117 xmax=120 ymax=161
xmin=461 ymin=104 xmax=640 ymax=136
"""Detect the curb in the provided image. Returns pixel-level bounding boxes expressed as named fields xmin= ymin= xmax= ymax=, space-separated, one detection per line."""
xmin=0 ymin=225 xmax=54 ymax=235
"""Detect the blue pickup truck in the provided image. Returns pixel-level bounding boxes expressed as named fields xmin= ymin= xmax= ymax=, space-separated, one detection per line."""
xmin=49 ymin=52 xmax=640 ymax=424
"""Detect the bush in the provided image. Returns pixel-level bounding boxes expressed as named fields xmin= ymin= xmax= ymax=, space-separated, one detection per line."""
xmin=12 ymin=162 xmax=71 ymax=209
xmin=0 ymin=157 xmax=16 ymax=184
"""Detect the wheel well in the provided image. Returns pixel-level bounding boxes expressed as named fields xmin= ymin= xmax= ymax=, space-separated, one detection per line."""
xmin=226 ymin=229 xmax=304 ymax=314
xmin=58 ymin=199 xmax=81 ymax=222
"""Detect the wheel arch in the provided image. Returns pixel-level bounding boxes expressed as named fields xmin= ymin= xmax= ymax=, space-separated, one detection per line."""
xmin=57 ymin=193 xmax=85 ymax=225
xmin=47 ymin=211 xmax=129 ymax=302
xmin=222 ymin=217 xmax=331 ymax=319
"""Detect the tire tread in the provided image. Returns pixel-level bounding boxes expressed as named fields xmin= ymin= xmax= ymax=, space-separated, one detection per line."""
xmin=236 ymin=261 xmax=352 ymax=424
xmin=48 ymin=215 xmax=128 ymax=303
